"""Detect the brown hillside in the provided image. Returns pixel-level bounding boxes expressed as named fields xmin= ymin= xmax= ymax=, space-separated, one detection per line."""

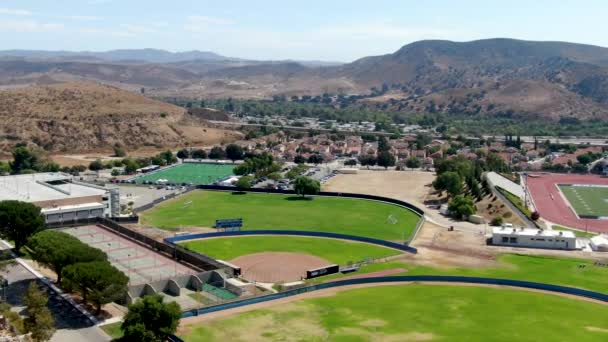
xmin=0 ymin=82 xmax=241 ymax=153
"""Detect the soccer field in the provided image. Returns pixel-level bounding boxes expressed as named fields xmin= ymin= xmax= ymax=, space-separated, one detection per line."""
xmin=180 ymin=236 xmax=401 ymax=265
xmin=180 ymin=284 xmax=608 ymax=342
xmin=132 ymin=163 xmax=234 ymax=185
xmin=141 ymin=190 xmax=421 ymax=240
xmin=558 ymin=184 xmax=608 ymax=217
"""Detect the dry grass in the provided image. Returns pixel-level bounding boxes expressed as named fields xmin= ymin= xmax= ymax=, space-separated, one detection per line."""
xmin=0 ymin=82 xmax=241 ymax=153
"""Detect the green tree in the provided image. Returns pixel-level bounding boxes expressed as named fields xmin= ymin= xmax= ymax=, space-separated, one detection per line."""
xmin=28 ymin=230 xmax=107 ymax=283
xmin=225 ymin=144 xmax=244 ymax=162
xmin=448 ymin=195 xmax=477 ymax=219
xmin=377 ymin=136 xmax=390 ymax=153
xmin=0 ymin=201 xmax=45 ymax=253
xmin=0 ymin=161 xmax=10 ymax=174
xmin=235 ymin=176 xmax=253 ymax=190
xmin=307 ymin=154 xmax=324 ymax=165
xmin=358 ymin=154 xmax=377 ymax=167
xmin=23 ymin=283 xmax=55 ymax=342
xmin=577 ymin=154 xmax=592 ymax=165
xmin=176 ymin=148 xmax=190 ymax=159
xmin=89 ymin=159 xmax=103 ymax=171
xmin=405 ymin=157 xmax=421 ymax=170
xmin=122 ymin=158 xmax=139 ymax=174
xmin=376 ymin=151 xmax=396 ymax=169
xmin=293 ymin=155 xmax=306 ymax=164
xmin=113 ymin=145 xmax=126 ymax=158
xmin=121 ymin=294 xmax=181 ymax=342
xmin=191 ymin=149 xmax=207 ymax=159
xmin=208 ymin=146 xmax=226 ymax=159
xmin=433 ymin=171 xmax=463 ymax=198
xmin=491 ymin=216 xmax=504 ymax=226
xmin=62 ymin=261 xmax=128 ymax=315
xmin=415 ymin=133 xmax=432 ymax=150
xmin=9 ymin=146 xmax=41 ymax=174
xmin=158 ymin=150 xmax=177 ymax=165
xmin=294 ymin=176 xmax=320 ymax=198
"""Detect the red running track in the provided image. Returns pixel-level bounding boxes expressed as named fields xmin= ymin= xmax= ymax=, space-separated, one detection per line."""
xmin=526 ymin=173 xmax=608 ymax=233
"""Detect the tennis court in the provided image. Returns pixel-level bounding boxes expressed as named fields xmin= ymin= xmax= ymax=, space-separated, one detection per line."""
xmin=558 ymin=184 xmax=608 ymax=218
xmin=60 ymin=225 xmax=197 ymax=285
xmin=132 ymin=163 xmax=234 ymax=185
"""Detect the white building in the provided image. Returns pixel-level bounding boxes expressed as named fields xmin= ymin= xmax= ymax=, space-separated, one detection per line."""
xmin=590 ymin=235 xmax=608 ymax=252
xmin=491 ymin=226 xmax=577 ymax=250
xmin=0 ymin=172 xmax=119 ymax=223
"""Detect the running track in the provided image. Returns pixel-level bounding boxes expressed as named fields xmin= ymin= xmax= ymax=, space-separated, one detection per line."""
xmin=526 ymin=174 xmax=608 ymax=233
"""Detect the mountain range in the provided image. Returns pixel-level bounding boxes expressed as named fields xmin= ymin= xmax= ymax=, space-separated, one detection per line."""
xmin=2 ymin=38 xmax=608 ymax=121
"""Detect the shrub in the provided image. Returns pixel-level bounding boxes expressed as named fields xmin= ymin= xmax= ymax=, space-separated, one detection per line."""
xmin=491 ymin=217 xmax=504 ymax=226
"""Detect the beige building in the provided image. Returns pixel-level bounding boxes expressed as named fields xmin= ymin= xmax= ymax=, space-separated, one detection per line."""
xmin=0 ymin=173 xmax=119 ymax=223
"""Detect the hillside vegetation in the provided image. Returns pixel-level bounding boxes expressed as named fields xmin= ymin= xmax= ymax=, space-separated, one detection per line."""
xmin=0 ymin=82 xmax=240 ymax=153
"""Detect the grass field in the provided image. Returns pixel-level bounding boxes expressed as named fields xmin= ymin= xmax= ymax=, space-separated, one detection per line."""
xmin=100 ymin=322 xmax=122 ymax=340
xmin=559 ymin=184 xmax=608 ymax=217
xmin=180 ymin=236 xmax=401 ymax=265
xmin=141 ymin=191 xmax=421 ymax=240
xmin=133 ymin=163 xmax=234 ymax=185
xmin=309 ymin=254 xmax=608 ymax=294
xmin=181 ymin=284 xmax=608 ymax=342
xmin=553 ymin=225 xmax=596 ymax=238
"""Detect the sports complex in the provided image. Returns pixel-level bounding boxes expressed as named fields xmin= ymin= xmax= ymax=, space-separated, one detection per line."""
xmin=526 ymin=173 xmax=608 ymax=232
xmin=116 ymin=182 xmax=608 ymax=342
xmin=131 ymin=162 xmax=234 ymax=185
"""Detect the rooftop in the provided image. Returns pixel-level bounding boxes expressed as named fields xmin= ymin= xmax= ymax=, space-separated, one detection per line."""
xmin=492 ymin=227 xmax=576 ymax=238
xmin=0 ymin=172 xmax=107 ymax=203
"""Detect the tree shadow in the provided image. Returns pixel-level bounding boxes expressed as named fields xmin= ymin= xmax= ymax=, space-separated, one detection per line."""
xmin=231 ymin=191 xmax=247 ymax=195
xmin=285 ymin=196 xmax=312 ymax=201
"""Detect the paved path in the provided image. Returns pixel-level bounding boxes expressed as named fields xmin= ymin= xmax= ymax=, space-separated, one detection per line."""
xmin=0 ymin=243 xmax=110 ymax=342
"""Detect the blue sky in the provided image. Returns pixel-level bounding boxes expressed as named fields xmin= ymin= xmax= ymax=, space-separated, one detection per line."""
xmin=0 ymin=0 xmax=606 ymax=62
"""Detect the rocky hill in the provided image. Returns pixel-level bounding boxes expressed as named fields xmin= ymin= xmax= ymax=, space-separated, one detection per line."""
xmin=0 ymin=82 xmax=240 ymax=153
xmin=2 ymin=39 xmax=608 ymax=121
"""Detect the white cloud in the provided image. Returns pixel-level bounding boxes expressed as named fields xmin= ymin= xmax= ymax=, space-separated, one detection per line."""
xmin=0 ymin=8 xmax=32 ymax=16
xmin=184 ymin=15 xmax=234 ymax=32
xmin=79 ymin=28 xmax=134 ymax=37
xmin=79 ymin=24 xmax=156 ymax=38
xmin=0 ymin=20 xmax=63 ymax=33
xmin=120 ymin=24 xmax=156 ymax=34
xmin=180 ymin=20 xmax=477 ymax=61
xmin=63 ymin=15 xmax=103 ymax=21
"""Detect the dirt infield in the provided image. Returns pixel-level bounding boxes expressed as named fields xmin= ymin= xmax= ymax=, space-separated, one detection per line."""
xmin=230 ymin=252 xmax=331 ymax=283
xmin=526 ymin=173 xmax=608 ymax=232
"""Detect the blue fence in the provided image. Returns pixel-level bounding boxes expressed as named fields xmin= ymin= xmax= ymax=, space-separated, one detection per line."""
xmin=165 ymin=230 xmax=417 ymax=254
xmin=181 ymin=275 xmax=608 ymax=318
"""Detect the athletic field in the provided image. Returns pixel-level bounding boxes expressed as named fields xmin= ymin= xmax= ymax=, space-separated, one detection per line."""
xmin=559 ymin=184 xmax=608 ymax=217
xmin=180 ymin=284 xmax=608 ymax=342
xmin=180 ymin=236 xmax=401 ymax=265
xmin=132 ymin=163 xmax=234 ymax=185
xmin=141 ymin=191 xmax=421 ymax=240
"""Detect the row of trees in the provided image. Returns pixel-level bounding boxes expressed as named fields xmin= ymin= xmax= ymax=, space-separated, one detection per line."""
xmin=432 ymin=155 xmax=501 ymax=218
xmin=233 ymin=153 xmax=282 ymax=178
xmin=176 ymin=144 xmax=245 ymax=162
xmin=28 ymin=230 xmax=128 ymax=315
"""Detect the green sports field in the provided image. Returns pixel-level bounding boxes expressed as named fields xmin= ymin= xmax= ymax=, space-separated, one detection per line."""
xmin=141 ymin=191 xmax=421 ymax=240
xmin=132 ymin=163 xmax=234 ymax=185
xmin=180 ymin=236 xmax=401 ymax=265
xmin=559 ymin=184 xmax=608 ymax=217
xmin=181 ymin=284 xmax=608 ymax=342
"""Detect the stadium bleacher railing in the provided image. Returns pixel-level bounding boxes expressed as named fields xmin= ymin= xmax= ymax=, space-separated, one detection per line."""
xmin=181 ymin=275 xmax=608 ymax=318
